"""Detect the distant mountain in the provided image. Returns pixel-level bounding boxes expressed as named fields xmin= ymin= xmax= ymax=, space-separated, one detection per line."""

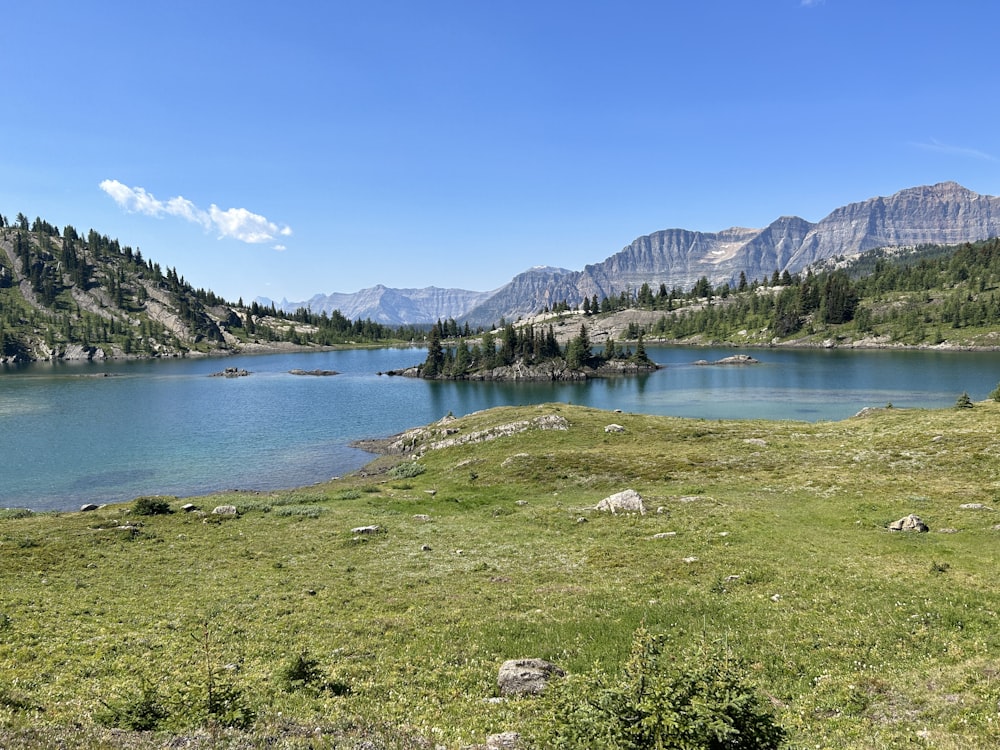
xmin=262 ymin=284 xmax=496 ymax=326
xmin=460 ymin=181 xmax=1000 ymax=326
xmin=275 ymin=182 xmax=1000 ymax=328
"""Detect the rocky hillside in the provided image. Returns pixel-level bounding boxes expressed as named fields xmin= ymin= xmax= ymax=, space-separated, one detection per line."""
xmin=0 ymin=221 xmax=250 ymax=362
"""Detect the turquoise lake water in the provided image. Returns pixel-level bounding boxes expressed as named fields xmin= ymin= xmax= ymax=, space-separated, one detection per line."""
xmin=1 ymin=345 xmax=996 ymax=511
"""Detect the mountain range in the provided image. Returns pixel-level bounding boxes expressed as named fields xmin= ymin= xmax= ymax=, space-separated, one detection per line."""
xmin=264 ymin=182 xmax=1000 ymax=327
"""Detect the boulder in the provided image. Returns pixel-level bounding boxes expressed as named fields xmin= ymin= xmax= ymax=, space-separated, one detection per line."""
xmin=80 ymin=503 xmax=100 ymax=512
xmin=497 ymin=658 xmax=565 ymax=696
xmin=212 ymin=504 xmax=239 ymax=516
xmin=604 ymin=423 xmax=625 ymax=433
xmin=351 ymin=525 xmax=382 ymax=535
xmin=888 ymin=514 xmax=928 ymax=532
xmin=596 ymin=489 xmax=646 ymax=515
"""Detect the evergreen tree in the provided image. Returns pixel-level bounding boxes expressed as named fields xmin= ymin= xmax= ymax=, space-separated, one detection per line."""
xmin=423 ymin=324 xmax=445 ymax=378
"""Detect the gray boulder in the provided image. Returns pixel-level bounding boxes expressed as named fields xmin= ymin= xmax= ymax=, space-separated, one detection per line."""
xmin=212 ymin=504 xmax=239 ymax=516
xmin=888 ymin=514 xmax=928 ymax=532
xmin=497 ymin=658 xmax=565 ymax=696
xmin=596 ymin=489 xmax=646 ymax=515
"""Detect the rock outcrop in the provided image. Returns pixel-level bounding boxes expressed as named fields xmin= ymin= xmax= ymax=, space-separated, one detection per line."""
xmin=497 ymin=658 xmax=565 ymax=696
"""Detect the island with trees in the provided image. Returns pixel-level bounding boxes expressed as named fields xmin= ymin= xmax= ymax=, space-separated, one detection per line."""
xmin=386 ymin=321 xmax=659 ymax=380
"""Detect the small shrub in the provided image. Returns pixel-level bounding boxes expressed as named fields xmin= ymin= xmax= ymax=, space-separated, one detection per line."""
xmin=0 ymin=508 xmax=33 ymax=520
xmin=273 ymin=505 xmax=324 ymax=518
xmin=336 ymin=489 xmax=362 ymax=500
xmin=277 ymin=651 xmax=351 ymax=696
xmin=388 ymin=462 xmax=426 ymax=479
xmin=533 ymin=627 xmax=786 ymax=749
xmin=277 ymin=651 xmax=324 ymax=692
xmin=133 ymin=496 xmax=173 ymax=516
xmin=990 ymin=382 xmax=1000 ymax=402
xmin=956 ymin=391 xmax=974 ymax=409
xmin=94 ymin=682 xmax=169 ymax=731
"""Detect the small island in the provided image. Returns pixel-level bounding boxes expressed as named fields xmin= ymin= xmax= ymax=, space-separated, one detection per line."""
xmin=385 ymin=322 xmax=659 ymax=381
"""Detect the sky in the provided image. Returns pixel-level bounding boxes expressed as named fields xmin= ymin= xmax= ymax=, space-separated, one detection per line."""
xmin=3 ymin=1 xmax=999 ymax=304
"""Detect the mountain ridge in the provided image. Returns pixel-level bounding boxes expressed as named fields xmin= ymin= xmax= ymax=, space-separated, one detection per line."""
xmin=272 ymin=182 xmax=1000 ymax=326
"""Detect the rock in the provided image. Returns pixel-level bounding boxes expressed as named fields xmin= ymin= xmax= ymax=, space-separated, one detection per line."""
xmin=212 ymin=505 xmax=239 ymax=516
xmin=80 ymin=503 xmax=99 ymax=512
xmin=694 ymin=354 xmax=759 ymax=366
xmin=683 ymin=556 xmax=699 ymax=563
xmin=652 ymin=532 xmax=677 ymax=539
xmin=421 ymin=544 xmax=432 ymax=552
xmin=959 ymin=503 xmax=991 ymax=510
xmin=351 ymin=525 xmax=382 ymax=535
xmin=181 ymin=503 xmax=198 ymax=512
xmin=595 ymin=489 xmax=646 ymax=515
xmin=413 ymin=514 xmax=431 ymax=521
xmin=497 ymin=658 xmax=566 ymax=696
xmin=888 ymin=514 xmax=928 ymax=532
xmin=288 ymin=369 xmax=338 ymax=376
xmin=210 ymin=367 xmax=250 ymax=378
xmin=485 ymin=731 xmax=522 ymax=749
xmin=604 ymin=423 xmax=625 ymax=433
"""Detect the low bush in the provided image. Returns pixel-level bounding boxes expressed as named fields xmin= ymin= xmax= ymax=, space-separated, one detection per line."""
xmin=94 ymin=682 xmax=169 ymax=731
xmin=132 ymin=496 xmax=173 ymax=516
xmin=388 ymin=462 xmax=426 ymax=479
xmin=533 ymin=627 xmax=786 ymax=749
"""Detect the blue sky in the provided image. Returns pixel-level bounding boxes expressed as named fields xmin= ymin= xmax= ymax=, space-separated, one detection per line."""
xmin=3 ymin=1 xmax=998 ymax=304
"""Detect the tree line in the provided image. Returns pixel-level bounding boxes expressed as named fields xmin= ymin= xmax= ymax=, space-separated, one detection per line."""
xmin=421 ymin=320 xmax=649 ymax=378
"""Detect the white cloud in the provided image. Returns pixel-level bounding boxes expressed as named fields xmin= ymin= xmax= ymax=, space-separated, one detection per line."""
xmin=99 ymin=179 xmax=292 ymax=246
xmin=911 ymin=139 xmax=996 ymax=162
xmin=800 ymin=0 xmax=825 ymax=6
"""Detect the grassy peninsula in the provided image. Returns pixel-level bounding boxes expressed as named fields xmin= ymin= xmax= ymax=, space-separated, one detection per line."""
xmin=2 ymin=401 xmax=999 ymax=748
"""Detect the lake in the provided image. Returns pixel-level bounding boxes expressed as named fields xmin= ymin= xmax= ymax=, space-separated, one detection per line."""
xmin=1 ymin=345 xmax=996 ymax=511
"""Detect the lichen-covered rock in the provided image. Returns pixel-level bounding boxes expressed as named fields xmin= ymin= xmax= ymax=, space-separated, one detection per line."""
xmin=596 ymin=489 xmax=646 ymax=515
xmin=497 ymin=658 xmax=565 ymax=696
xmin=888 ymin=514 xmax=928 ymax=532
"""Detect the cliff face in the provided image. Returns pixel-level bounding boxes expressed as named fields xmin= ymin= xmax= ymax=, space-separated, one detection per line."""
xmin=276 ymin=182 xmax=1000 ymax=328
xmin=787 ymin=182 xmax=1000 ymax=269
xmin=460 ymin=182 xmax=1000 ymax=326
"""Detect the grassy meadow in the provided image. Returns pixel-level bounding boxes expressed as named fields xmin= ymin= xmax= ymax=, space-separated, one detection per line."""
xmin=1 ymin=401 xmax=999 ymax=748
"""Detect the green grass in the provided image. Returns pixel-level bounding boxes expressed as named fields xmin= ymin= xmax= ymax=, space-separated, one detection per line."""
xmin=2 ymin=402 xmax=1000 ymax=748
